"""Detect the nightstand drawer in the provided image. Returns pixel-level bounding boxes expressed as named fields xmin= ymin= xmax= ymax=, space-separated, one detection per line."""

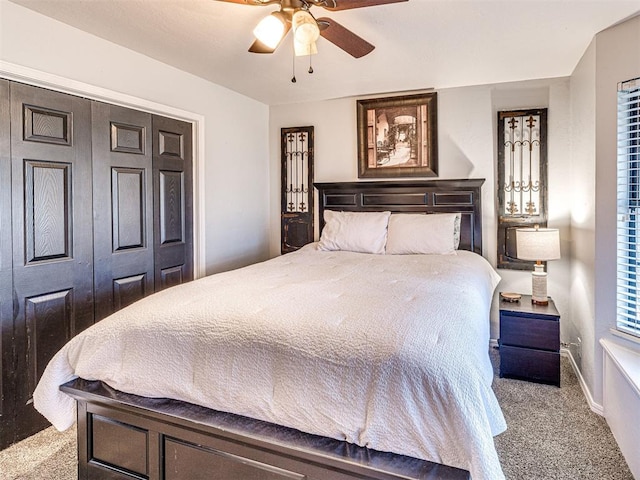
xmin=500 ymin=345 xmax=560 ymax=386
xmin=500 ymin=313 xmax=560 ymax=351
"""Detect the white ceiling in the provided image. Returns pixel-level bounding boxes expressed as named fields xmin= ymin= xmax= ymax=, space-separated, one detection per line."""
xmin=8 ymin=0 xmax=640 ymax=105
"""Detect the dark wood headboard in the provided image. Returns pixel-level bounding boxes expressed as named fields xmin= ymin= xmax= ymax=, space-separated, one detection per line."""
xmin=314 ymin=179 xmax=485 ymax=255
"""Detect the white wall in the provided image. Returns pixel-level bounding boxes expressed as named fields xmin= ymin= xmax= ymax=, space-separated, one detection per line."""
xmin=592 ymin=15 xmax=640 ymax=404
xmin=569 ymin=39 xmax=596 ymax=392
xmin=569 ymin=38 xmax=597 ymax=385
xmin=565 ymin=15 xmax=640 ymax=409
xmin=269 ymin=78 xmax=572 ymax=339
xmin=0 ymin=1 xmax=271 ymax=275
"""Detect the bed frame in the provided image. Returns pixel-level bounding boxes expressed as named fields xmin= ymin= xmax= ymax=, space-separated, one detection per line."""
xmin=315 ymin=179 xmax=484 ymax=255
xmin=61 ymin=179 xmax=485 ymax=480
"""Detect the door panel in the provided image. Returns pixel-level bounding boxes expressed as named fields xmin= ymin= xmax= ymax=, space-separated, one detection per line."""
xmin=92 ymin=102 xmax=154 ymax=321
xmin=159 ymin=170 xmax=185 ymax=244
xmin=112 ymin=168 xmax=145 ymax=250
xmin=25 ymin=289 xmax=73 ymax=395
xmin=10 ymin=82 xmax=94 ymax=443
xmin=0 ymin=79 xmax=14 ymax=449
xmin=24 ymin=160 xmax=72 ymax=262
xmin=0 ymin=83 xmax=194 ymax=450
xmin=152 ymin=115 xmax=193 ymax=290
xmin=113 ymin=274 xmax=147 ymax=310
xmin=23 ymin=103 xmax=72 ymax=145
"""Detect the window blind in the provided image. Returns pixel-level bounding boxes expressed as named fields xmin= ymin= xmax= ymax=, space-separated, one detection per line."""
xmin=617 ymin=77 xmax=640 ymax=337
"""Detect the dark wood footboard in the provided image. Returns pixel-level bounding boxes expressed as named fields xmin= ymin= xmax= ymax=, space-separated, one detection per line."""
xmin=61 ymin=379 xmax=469 ymax=480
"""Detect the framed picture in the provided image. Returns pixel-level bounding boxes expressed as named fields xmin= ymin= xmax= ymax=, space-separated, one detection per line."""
xmin=357 ymin=92 xmax=438 ymax=178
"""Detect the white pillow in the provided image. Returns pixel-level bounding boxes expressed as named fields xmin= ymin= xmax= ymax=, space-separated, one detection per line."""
xmin=386 ymin=213 xmax=459 ymax=255
xmin=318 ymin=210 xmax=391 ymax=254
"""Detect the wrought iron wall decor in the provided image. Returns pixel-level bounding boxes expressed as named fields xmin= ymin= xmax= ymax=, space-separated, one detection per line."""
xmin=357 ymin=92 xmax=438 ymax=178
xmin=281 ymin=126 xmax=314 ymax=254
xmin=497 ymin=108 xmax=548 ymax=270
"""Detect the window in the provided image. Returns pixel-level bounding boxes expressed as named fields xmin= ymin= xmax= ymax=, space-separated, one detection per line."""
xmin=617 ymin=77 xmax=640 ymax=337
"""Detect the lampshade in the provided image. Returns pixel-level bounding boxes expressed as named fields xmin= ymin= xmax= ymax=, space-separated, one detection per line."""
xmin=516 ymin=227 xmax=561 ymax=261
xmin=294 ymin=38 xmax=318 ymax=56
xmin=253 ymin=12 xmax=287 ymax=50
xmin=516 ymin=226 xmax=560 ymax=305
xmin=292 ymin=10 xmax=320 ymax=46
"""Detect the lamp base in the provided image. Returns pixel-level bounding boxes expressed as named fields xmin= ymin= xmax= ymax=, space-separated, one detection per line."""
xmin=531 ymin=264 xmax=548 ymax=305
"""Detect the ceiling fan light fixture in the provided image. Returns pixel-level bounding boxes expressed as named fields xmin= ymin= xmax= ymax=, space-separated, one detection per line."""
xmin=292 ymin=9 xmax=320 ymax=45
xmin=253 ymin=11 xmax=287 ymax=49
xmin=294 ymin=38 xmax=318 ymax=56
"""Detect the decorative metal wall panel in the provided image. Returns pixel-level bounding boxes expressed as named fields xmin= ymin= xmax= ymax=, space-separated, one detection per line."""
xmin=284 ymin=130 xmax=311 ymax=214
xmin=501 ymin=114 xmax=542 ymax=216
xmin=497 ymin=109 xmax=548 ymax=270
xmin=281 ymin=126 xmax=314 ymax=254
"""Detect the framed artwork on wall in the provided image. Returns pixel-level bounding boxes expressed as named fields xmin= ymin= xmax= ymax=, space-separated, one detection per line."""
xmin=357 ymin=92 xmax=438 ymax=178
xmin=496 ymin=108 xmax=548 ymax=270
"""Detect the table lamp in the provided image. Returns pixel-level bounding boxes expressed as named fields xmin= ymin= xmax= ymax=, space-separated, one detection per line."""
xmin=516 ymin=226 xmax=561 ymax=305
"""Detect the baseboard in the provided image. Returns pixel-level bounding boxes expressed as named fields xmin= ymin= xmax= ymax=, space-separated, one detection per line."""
xmin=490 ymin=339 xmax=603 ymax=416
xmin=561 ymin=348 xmax=604 ymax=416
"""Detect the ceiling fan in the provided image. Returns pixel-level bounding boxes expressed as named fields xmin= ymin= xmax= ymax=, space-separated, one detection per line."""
xmin=217 ymin=0 xmax=408 ymax=59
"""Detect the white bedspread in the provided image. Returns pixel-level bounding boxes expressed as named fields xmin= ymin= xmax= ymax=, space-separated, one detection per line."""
xmin=34 ymin=245 xmax=506 ymax=479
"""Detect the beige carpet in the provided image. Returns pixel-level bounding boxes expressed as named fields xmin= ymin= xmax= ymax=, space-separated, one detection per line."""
xmin=0 ymin=425 xmax=75 ymax=480
xmin=0 ymin=350 xmax=633 ymax=480
xmin=490 ymin=349 xmax=633 ymax=480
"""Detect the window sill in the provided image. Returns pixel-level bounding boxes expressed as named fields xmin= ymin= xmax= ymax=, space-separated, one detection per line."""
xmin=601 ymin=338 xmax=640 ymax=398
xmin=610 ymin=327 xmax=640 ymax=347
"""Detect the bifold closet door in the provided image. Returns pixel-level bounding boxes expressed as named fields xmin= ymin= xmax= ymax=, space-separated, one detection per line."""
xmin=152 ymin=115 xmax=193 ymax=289
xmin=9 ymin=82 xmax=94 ymax=443
xmin=92 ymin=102 xmax=154 ymax=321
xmin=0 ymin=80 xmax=14 ymax=449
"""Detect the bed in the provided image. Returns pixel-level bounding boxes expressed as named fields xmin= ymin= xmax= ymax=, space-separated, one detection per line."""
xmin=33 ymin=179 xmax=506 ymax=480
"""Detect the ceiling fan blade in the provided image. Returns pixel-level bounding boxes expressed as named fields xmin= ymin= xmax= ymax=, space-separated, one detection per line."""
xmin=248 ymin=22 xmax=292 ymax=53
xmin=317 ymin=17 xmax=374 ymax=58
xmin=216 ymin=0 xmax=281 ymax=5
xmin=323 ymin=0 xmax=408 ymax=11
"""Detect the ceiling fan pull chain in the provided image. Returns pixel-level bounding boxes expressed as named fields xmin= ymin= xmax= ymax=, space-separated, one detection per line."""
xmin=291 ymin=43 xmax=297 ymax=83
xmin=308 ymin=48 xmax=314 ymax=74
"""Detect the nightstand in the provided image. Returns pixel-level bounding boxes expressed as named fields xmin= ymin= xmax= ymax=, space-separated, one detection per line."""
xmin=499 ymin=295 xmax=560 ymax=386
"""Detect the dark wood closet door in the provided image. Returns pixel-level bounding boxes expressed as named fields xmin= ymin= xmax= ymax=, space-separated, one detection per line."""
xmin=92 ymin=103 xmax=154 ymax=321
xmin=152 ymin=115 xmax=193 ymax=289
xmin=8 ymin=83 xmax=94 ymax=444
xmin=0 ymin=79 xmax=14 ymax=450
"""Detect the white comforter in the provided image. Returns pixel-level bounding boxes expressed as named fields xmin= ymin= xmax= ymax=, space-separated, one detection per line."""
xmin=34 ymin=245 xmax=506 ymax=479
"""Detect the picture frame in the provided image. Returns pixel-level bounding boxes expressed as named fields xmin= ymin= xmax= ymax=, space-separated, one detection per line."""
xmin=357 ymin=92 xmax=438 ymax=178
